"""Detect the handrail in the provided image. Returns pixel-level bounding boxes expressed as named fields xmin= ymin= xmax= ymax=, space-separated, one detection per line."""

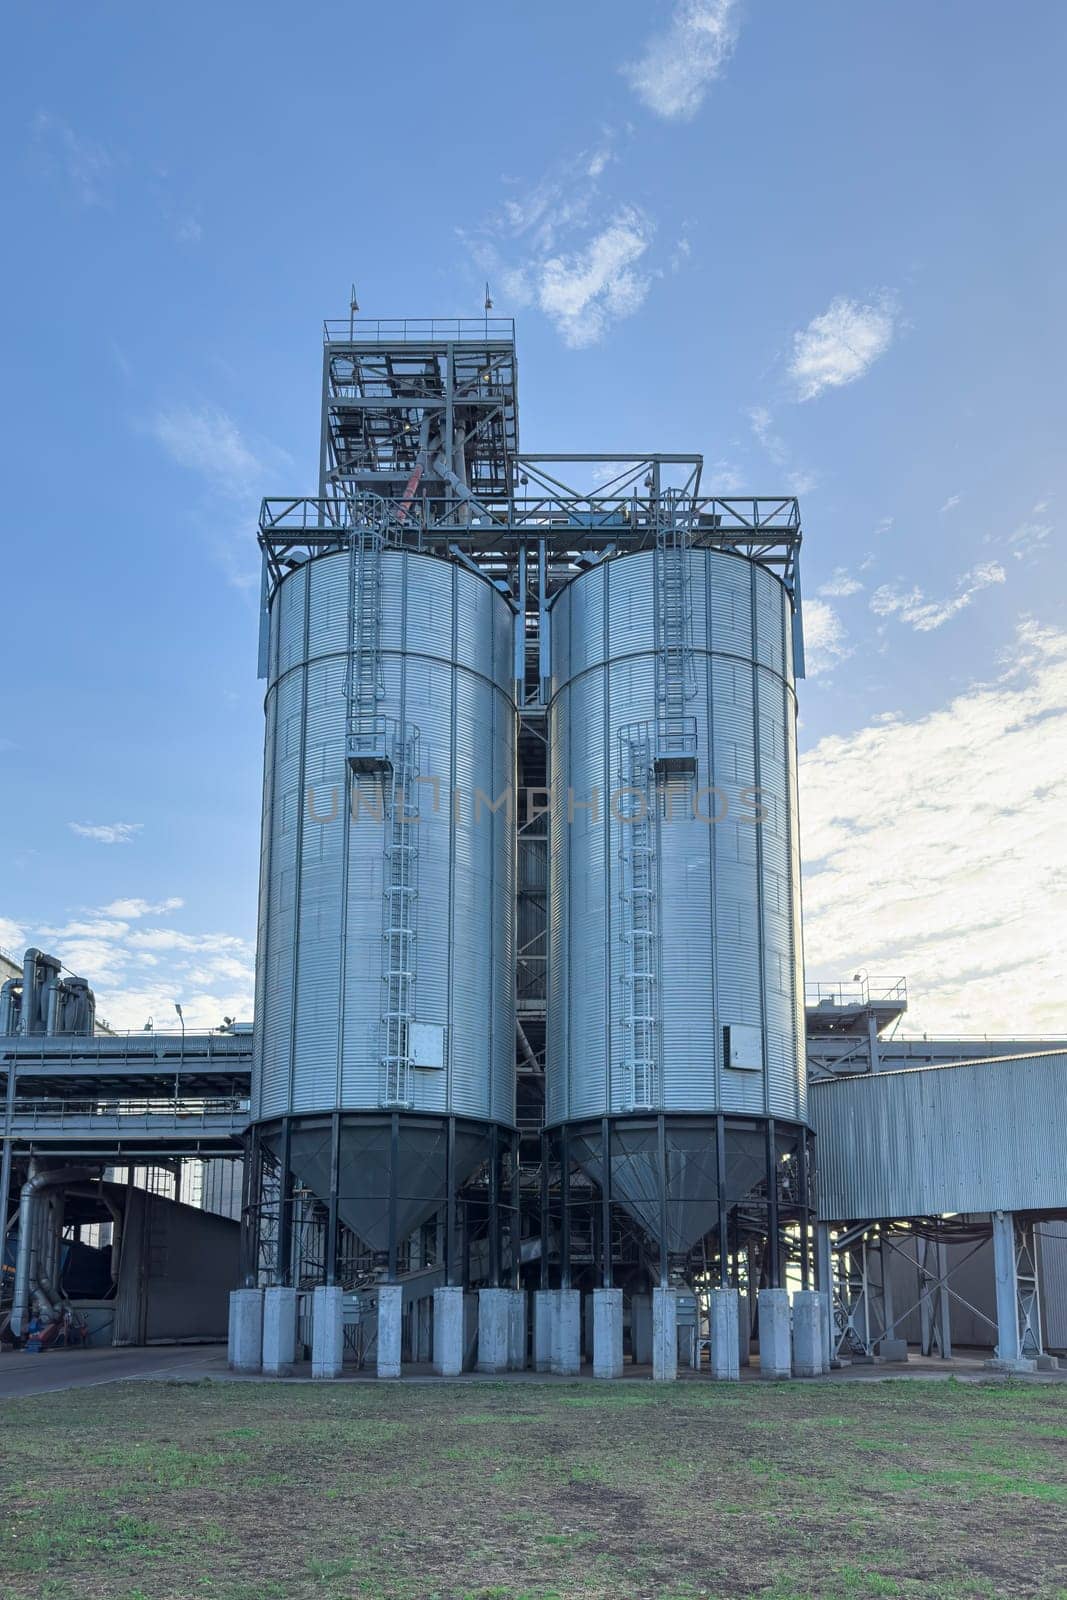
xmin=324 ymin=317 xmax=516 ymax=344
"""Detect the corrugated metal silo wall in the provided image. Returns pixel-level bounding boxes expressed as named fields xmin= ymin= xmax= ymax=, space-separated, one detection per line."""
xmin=252 ymin=550 xmax=516 ymax=1125
xmin=546 ymin=548 xmax=805 ymax=1124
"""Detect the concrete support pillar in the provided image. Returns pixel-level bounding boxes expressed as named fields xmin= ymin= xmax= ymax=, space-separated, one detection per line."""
xmin=377 ymin=1284 xmax=403 ymax=1379
xmin=477 ymin=1287 xmax=511 ymax=1374
xmin=433 ymin=1286 xmax=465 ymax=1377
xmin=709 ymin=1288 xmax=740 ymax=1381
xmin=791 ymin=1290 xmax=826 ymax=1378
xmin=758 ymin=1287 xmax=791 ymax=1379
xmin=592 ymin=1287 xmax=623 ymax=1379
xmin=652 ymin=1287 xmax=678 ymax=1382
xmin=738 ymin=1290 xmax=751 ymax=1368
xmin=261 ymin=1286 xmax=298 ymax=1377
xmin=631 ymin=1294 xmax=652 ymax=1365
xmin=508 ymin=1289 xmax=527 ymax=1370
xmin=311 ymin=1284 xmax=344 ymax=1379
xmin=988 ymin=1210 xmax=1036 ymax=1372
xmin=552 ymin=1288 xmax=581 ymax=1376
xmin=815 ymin=1222 xmax=835 ymax=1367
xmin=533 ymin=1290 xmax=554 ymax=1373
xmin=228 ymin=1288 xmax=263 ymax=1373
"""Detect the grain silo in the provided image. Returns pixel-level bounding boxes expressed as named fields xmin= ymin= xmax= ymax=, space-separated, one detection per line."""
xmin=545 ymin=532 xmax=812 ymax=1302
xmin=246 ymin=319 xmax=518 ymax=1298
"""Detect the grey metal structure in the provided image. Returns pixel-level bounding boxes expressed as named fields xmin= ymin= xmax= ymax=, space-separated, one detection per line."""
xmin=544 ymin=534 xmax=809 ymax=1297
xmin=811 ymin=1051 xmax=1067 ymax=1222
xmin=246 ymin=311 xmax=808 ymax=1320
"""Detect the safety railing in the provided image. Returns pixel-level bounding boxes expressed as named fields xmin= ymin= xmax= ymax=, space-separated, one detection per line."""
xmin=806 ymin=978 xmax=908 ymax=1008
xmin=324 ymin=317 xmax=516 ymax=344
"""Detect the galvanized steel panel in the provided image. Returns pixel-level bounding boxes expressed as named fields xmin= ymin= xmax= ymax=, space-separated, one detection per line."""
xmin=253 ymin=549 xmax=515 ymax=1126
xmin=547 ymin=549 xmax=805 ymax=1125
xmin=812 ymin=1052 xmax=1067 ymax=1220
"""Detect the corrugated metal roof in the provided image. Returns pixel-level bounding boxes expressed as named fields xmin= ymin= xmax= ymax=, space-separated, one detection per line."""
xmin=811 ymin=1051 xmax=1067 ymax=1222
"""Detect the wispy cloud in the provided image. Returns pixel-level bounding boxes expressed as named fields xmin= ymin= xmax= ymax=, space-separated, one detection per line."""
xmin=1005 ymin=517 xmax=1052 ymax=561
xmin=147 ymin=407 xmax=287 ymax=592
xmin=32 ymin=110 xmax=114 ymax=206
xmin=32 ymin=902 xmax=254 ymax=1031
xmin=100 ymin=897 xmax=184 ymax=918
xmin=789 ymin=294 xmax=896 ymax=401
xmin=803 ymin=598 xmax=852 ymax=677
xmin=471 ymin=142 xmax=660 ymax=348
xmin=68 ymin=822 xmax=143 ymax=845
xmin=869 ymin=561 xmax=1006 ymax=632
xmin=150 ymin=407 xmax=264 ymax=496
xmin=536 ymin=209 xmax=655 ymax=348
xmin=801 ymin=622 xmax=1067 ymax=1033
xmin=940 ymin=493 xmax=961 ymax=514
xmin=748 ymin=406 xmax=818 ymax=496
xmin=621 ymin=0 xmax=740 ymax=120
xmin=818 ymin=568 xmax=863 ymax=599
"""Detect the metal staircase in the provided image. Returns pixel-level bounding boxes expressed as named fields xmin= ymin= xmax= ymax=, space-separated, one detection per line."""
xmin=618 ymin=723 xmax=658 ymax=1111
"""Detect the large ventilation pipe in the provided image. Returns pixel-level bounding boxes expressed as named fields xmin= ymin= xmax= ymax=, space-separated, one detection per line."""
xmin=0 ymin=978 xmax=19 ymax=1036
xmin=10 ymin=1166 xmax=99 ymax=1338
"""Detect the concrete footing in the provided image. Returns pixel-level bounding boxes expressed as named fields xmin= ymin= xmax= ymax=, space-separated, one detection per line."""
xmin=311 ymin=1285 xmax=344 ymax=1379
xmin=533 ymin=1291 xmax=553 ymax=1372
xmin=552 ymin=1288 xmax=581 ymax=1375
xmin=477 ymin=1288 xmax=511 ymax=1374
xmin=652 ymin=1287 xmax=678 ymax=1382
xmin=261 ymin=1286 xmax=298 ymax=1377
xmin=709 ymin=1288 xmax=740 ymax=1380
xmin=433 ymin=1286 xmax=465 ymax=1377
xmin=791 ymin=1290 xmax=826 ymax=1377
xmin=877 ymin=1338 xmax=909 ymax=1362
xmin=508 ymin=1289 xmax=527 ymax=1371
xmin=228 ymin=1288 xmax=264 ymax=1373
xmin=593 ymin=1287 xmax=623 ymax=1378
xmin=758 ymin=1288 xmax=791 ymax=1379
xmin=377 ymin=1284 xmax=402 ymax=1379
xmin=739 ymin=1293 xmax=752 ymax=1367
xmin=985 ymin=1356 xmax=1038 ymax=1373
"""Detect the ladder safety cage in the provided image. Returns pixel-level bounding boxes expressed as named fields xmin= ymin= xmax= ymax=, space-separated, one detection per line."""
xmin=617 ymin=723 xmax=659 ymax=1112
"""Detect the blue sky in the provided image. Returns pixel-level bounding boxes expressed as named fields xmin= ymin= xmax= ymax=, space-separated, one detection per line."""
xmin=2 ymin=1 xmax=1065 ymax=1034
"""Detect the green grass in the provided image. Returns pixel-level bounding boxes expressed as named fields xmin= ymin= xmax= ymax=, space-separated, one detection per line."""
xmin=1 ymin=1378 xmax=1065 ymax=1599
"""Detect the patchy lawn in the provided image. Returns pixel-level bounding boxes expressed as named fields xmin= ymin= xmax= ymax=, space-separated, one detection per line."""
xmin=1 ymin=1378 xmax=1065 ymax=1599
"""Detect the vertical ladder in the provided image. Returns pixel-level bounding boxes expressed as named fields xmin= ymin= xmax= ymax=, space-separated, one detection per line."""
xmin=380 ymin=724 xmax=420 ymax=1108
xmin=344 ymin=493 xmax=389 ymax=770
xmin=653 ymin=494 xmax=697 ymax=774
xmin=618 ymin=725 xmax=658 ymax=1110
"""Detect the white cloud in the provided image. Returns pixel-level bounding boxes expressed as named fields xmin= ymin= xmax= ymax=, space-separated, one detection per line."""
xmin=23 ymin=901 xmax=254 ymax=1031
xmin=874 ymin=516 xmax=894 ymax=537
xmin=100 ymin=897 xmax=184 ymax=918
xmin=803 ymin=598 xmax=852 ymax=677
xmin=621 ymin=0 xmax=740 ymax=120
xmin=940 ymin=493 xmax=961 ymax=514
xmin=870 ymin=561 xmax=1006 ymax=632
xmin=150 ymin=407 xmax=263 ymax=497
xmin=818 ymin=568 xmax=863 ymax=599
xmin=33 ymin=110 xmax=113 ymax=206
xmin=1006 ymin=519 xmax=1052 ymax=561
xmin=801 ymin=622 xmax=1067 ymax=1034
xmin=789 ymin=294 xmax=896 ymax=401
xmin=748 ymin=406 xmax=818 ymax=496
xmin=68 ymin=822 xmax=143 ymax=845
xmin=537 ymin=209 xmax=655 ymax=348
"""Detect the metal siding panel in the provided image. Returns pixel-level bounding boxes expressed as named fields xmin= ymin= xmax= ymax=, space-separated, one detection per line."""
xmin=812 ymin=1053 xmax=1067 ymax=1220
xmin=547 ymin=548 xmax=804 ymax=1125
xmin=253 ymin=551 xmax=515 ymax=1127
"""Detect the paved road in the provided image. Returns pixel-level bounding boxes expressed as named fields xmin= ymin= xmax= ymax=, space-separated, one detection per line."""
xmin=0 ymin=1343 xmax=228 ymax=1399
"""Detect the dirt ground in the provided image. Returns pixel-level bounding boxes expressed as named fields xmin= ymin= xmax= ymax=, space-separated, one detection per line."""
xmin=1 ymin=1377 xmax=1065 ymax=1600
